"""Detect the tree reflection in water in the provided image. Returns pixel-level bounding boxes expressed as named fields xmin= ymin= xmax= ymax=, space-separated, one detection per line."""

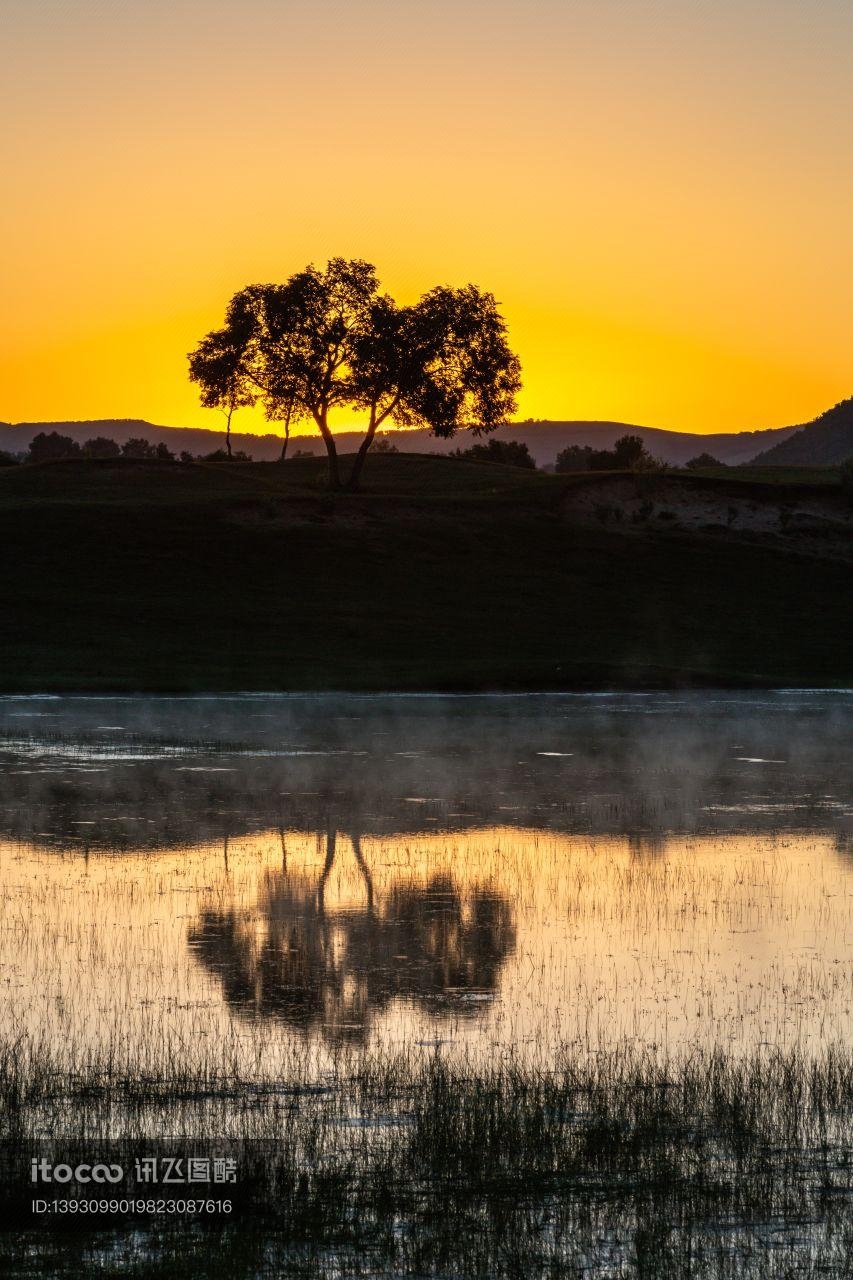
xmin=188 ymin=827 xmax=516 ymax=1043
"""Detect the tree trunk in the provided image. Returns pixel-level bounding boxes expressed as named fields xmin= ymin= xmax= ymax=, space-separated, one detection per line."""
xmin=345 ymin=409 xmax=378 ymax=491
xmin=324 ymin=435 xmax=341 ymax=490
xmin=225 ymin=409 xmax=232 ymax=459
xmin=314 ymin=412 xmax=341 ymax=489
xmin=351 ymin=831 xmax=374 ymax=914
xmin=316 ymin=826 xmax=337 ymax=915
xmin=279 ymin=404 xmax=292 ymax=461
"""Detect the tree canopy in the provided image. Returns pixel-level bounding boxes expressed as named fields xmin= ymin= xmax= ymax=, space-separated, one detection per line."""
xmin=188 ymin=258 xmax=521 ymax=488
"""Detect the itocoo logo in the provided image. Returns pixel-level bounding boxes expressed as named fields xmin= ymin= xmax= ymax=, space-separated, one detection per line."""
xmin=31 ymin=1159 xmax=123 ymax=1184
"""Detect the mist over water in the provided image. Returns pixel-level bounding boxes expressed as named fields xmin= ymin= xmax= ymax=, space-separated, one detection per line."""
xmin=1 ymin=692 xmax=850 ymax=1077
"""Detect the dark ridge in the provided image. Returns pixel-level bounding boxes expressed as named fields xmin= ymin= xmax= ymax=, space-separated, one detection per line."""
xmin=752 ymin=397 xmax=853 ymax=466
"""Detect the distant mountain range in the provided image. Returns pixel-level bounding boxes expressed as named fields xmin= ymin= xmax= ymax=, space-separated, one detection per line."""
xmin=0 ymin=419 xmax=291 ymax=462
xmin=2 ymin=401 xmax=851 ymax=467
xmin=436 ymin=420 xmax=800 ymax=466
xmin=751 ymin=398 xmax=853 ymax=466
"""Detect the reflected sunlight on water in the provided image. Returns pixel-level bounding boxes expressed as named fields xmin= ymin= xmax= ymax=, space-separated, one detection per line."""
xmin=2 ymin=824 xmax=852 ymax=1075
xmin=0 ymin=691 xmax=849 ymax=1082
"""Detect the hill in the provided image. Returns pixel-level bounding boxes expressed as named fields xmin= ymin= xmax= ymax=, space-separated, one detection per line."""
xmin=278 ymin=419 xmax=800 ymax=466
xmin=452 ymin=420 xmax=799 ymax=466
xmin=0 ymin=416 xmax=800 ymax=467
xmin=752 ymin=398 xmax=853 ymax=466
xmin=0 ymin=453 xmax=849 ymax=692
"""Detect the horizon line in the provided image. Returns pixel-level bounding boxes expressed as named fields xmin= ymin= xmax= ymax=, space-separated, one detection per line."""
xmin=1 ymin=409 xmax=836 ymax=439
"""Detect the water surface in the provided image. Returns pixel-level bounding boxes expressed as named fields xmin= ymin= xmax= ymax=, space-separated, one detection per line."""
xmin=1 ymin=692 xmax=850 ymax=1078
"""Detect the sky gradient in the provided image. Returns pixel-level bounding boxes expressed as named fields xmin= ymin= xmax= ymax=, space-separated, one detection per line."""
xmin=2 ymin=0 xmax=852 ymax=436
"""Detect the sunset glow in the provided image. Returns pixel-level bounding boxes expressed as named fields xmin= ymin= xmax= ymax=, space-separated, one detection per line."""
xmin=3 ymin=0 xmax=852 ymax=435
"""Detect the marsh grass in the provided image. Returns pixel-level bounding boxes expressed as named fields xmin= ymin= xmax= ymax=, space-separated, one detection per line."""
xmin=4 ymin=1039 xmax=853 ymax=1277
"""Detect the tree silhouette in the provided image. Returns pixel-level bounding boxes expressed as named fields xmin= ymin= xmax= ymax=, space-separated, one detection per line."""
xmin=556 ymin=434 xmax=660 ymax=474
xmin=121 ymin=437 xmax=156 ymax=459
xmin=188 ymin=258 xmax=521 ymax=489
xmin=27 ymin=432 xmax=80 ymax=463
xmin=188 ymin=321 xmax=257 ymax=460
xmin=452 ymin=438 xmax=535 ymax=469
xmin=555 ymin=444 xmax=594 ymax=473
xmin=188 ymin=826 xmax=515 ymax=1044
xmin=610 ymin=434 xmax=656 ymax=470
xmin=685 ymin=452 xmax=723 ymax=470
xmin=82 ymin=436 xmax=121 ymax=459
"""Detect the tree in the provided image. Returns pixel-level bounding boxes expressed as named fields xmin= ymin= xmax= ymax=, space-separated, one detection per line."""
xmin=188 ymin=258 xmax=521 ymax=490
xmin=82 ymin=436 xmax=121 ymax=459
xmin=555 ymin=435 xmax=659 ymax=474
xmin=0 ymin=450 xmax=18 ymax=467
xmin=611 ymin=434 xmax=655 ymax=470
xmin=555 ymin=444 xmax=595 ymax=473
xmin=593 ymin=435 xmax=657 ymax=471
xmin=27 ymin=432 xmax=81 ymax=463
xmin=187 ymin=320 xmax=257 ymax=459
xmin=121 ymin=438 xmax=156 ymax=459
xmin=685 ymin=452 xmax=723 ymax=469
xmin=452 ymin=438 xmax=535 ymax=469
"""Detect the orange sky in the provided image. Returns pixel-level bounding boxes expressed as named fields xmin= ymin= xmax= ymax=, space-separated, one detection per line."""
xmin=2 ymin=0 xmax=851 ymax=436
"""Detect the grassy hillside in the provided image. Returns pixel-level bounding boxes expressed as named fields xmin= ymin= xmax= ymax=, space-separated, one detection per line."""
xmin=0 ymin=454 xmax=850 ymax=691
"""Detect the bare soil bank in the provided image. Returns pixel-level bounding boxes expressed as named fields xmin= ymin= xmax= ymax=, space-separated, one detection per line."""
xmin=561 ymin=472 xmax=853 ymax=560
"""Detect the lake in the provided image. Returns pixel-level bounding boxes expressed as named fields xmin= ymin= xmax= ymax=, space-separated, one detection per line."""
xmin=2 ymin=691 xmax=850 ymax=1086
